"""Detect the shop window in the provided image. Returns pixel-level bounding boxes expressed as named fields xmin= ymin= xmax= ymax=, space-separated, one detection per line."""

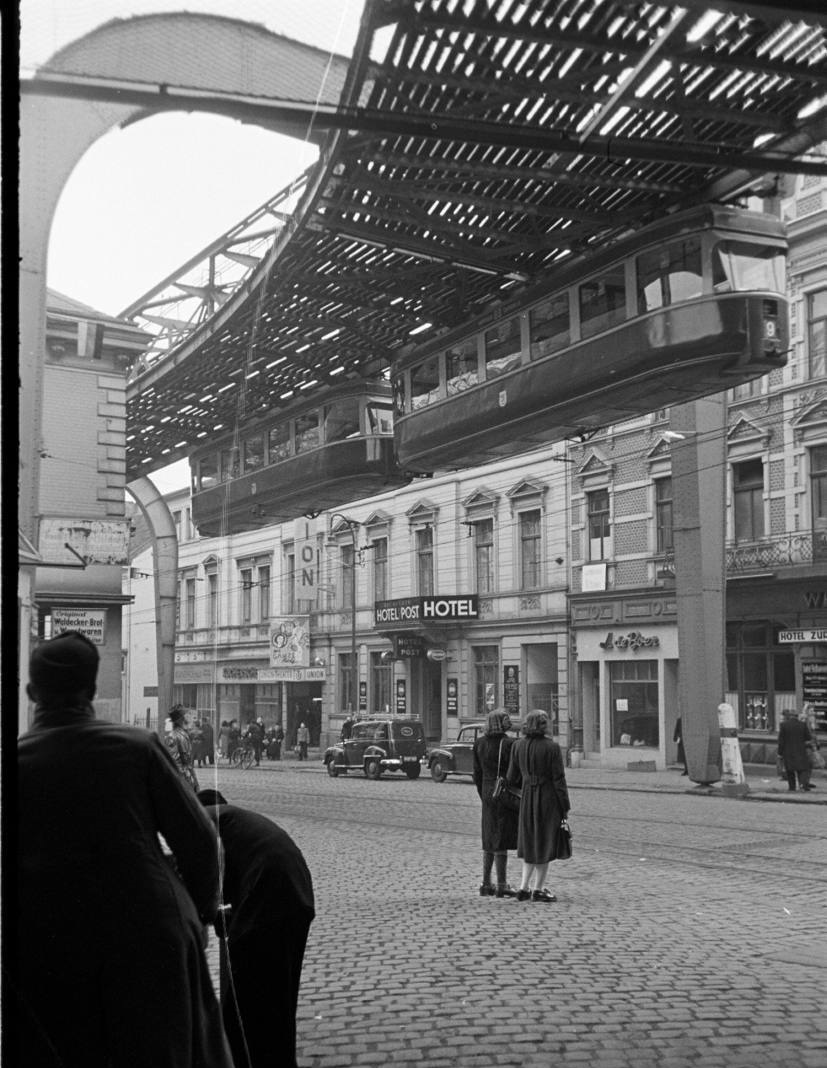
xmin=726 ymin=622 xmax=794 ymax=731
xmin=610 ymin=660 xmax=659 ymax=747
xmin=473 ymin=518 xmax=494 ymax=594
xmin=807 ymin=289 xmax=827 ymax=379
xmin=587 ymin=488 xmax=611 ymax=561
xmin=520 ymin=509 xmax=541 ymax=589
xmin=473 ymin=645 xmax=499 ymax=717
xmin=733 ymin=459 xmax=764 ymax=542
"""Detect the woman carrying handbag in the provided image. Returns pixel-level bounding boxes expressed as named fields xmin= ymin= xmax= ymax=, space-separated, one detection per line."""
xmin=506 ymin=709 xmax=570 ymax=902
xmin=472 ymin=709 xmax=519 ymax=898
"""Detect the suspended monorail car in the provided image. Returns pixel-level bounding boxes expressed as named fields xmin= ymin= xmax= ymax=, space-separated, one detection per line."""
xmin=391 ymin=204 xmax=788 ymax=473
xmin=190 ymin=381 xmax=410 ymax=536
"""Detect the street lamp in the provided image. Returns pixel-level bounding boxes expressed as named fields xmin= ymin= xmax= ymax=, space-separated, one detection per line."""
xmin=329 ymin=513 xmax=360 ymax=715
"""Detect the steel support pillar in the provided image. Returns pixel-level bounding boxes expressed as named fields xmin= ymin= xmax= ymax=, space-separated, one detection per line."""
xmin=670 ymin=395 xmax=727 ymax=784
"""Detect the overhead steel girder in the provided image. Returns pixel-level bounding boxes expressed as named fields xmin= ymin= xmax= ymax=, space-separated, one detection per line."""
xmin=21 ymin=76 xmax=827 ymax=178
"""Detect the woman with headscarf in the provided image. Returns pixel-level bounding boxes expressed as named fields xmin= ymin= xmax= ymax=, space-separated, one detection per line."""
xmin=165 ymin=703 xmax=199 ymax=790
xmin=17 ymin=631 xmax=232 ymax=1067
xmin=472 ymin=709 xmax=519 ymax=897
xmin=506 ymin=708 xmax=570 ymax=902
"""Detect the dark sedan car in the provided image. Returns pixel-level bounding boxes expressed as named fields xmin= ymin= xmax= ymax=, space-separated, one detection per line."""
xmin=427 ymin=721 xmax=521 ymax=782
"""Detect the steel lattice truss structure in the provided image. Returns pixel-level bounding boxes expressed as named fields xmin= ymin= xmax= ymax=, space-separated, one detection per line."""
xmin=122 ymin=0 xmax=827 ymax=478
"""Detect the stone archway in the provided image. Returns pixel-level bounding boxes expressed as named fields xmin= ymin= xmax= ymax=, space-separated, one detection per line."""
xmin=19 ymin=13 xmax=350 ymax=728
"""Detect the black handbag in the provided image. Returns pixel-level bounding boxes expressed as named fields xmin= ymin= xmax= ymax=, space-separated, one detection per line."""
xmin=554 ymin=817 xmax=572 ymax=860
xmin=492 ymin=739 xmax=521 ymax=811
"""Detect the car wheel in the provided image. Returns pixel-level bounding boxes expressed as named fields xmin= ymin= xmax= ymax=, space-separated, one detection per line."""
xmin=327 ymin=760 xmax=339 ymax=778
xmin=430 ymin=759 xmax=448 ymax=783
xmin=404 ymin=762 xmax=422 ymax=779
xmin=365 ymin=759 xmax=382 ymax=780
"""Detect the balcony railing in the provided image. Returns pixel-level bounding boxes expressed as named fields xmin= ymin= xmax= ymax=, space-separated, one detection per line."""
xmin=657 ymin=530 xmax=815 ymax=578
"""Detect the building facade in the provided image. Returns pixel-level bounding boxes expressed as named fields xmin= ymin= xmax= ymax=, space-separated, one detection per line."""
xmin=124 ymin=181 xmax=826 ymax=765
xmin=30 ymin=291 xmax=147 ymax=725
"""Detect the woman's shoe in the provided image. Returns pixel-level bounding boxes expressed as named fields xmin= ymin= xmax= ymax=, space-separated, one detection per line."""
xmin=515 ymin=889 xmax=531 ymax=901
xmin=495 ymin=884 xmax=517 ymax=898
xmin=531 ymin=888 xmax=557 ymax=903
xmin=479 ymin=884 xmax=495 ymax=897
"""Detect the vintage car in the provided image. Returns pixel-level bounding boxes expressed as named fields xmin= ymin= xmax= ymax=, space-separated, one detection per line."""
xmin=427 ymin=721 xmax=521 ymax=782
xmin=323 ymin=717 xmax=427 ymax=779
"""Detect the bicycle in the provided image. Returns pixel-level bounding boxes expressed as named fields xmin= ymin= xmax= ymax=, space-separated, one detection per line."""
xmin=229 ymin=740 xmax=255 ymax=769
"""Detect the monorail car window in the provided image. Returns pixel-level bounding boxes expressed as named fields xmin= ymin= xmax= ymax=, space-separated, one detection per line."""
xmin=411 ymin=355 xmax=441 ymax=410
xmin=712 ymin=241 xmax=786 ymax=294
xmin=220 ymin=447 xmax=239 ymax=482
xmin=243 ymin=434 xmax=265 ymax=472
xmin=529 ymin=293 xmax=570 ymax=358
xmin=295 ymin=411 xmax=321 ymax=452
xmin=446 ymin=337 xmax=479 ymax=395
xmin=198 ymin=455 xmax=218 ymax=491
xmin=579 ymin=267 xmax=627 ymax=339
xmin=636 ymin=238 xmax=702 ymax=313
xmin=268 ymin=423 xmax=292 ymax=463
xmin=324 ymin=397 xmax=361 ymax=442
xmin=367 ymin=403 xmax=394 ymax=435
xmin=484 ymin=316 xmax=522 ymax=378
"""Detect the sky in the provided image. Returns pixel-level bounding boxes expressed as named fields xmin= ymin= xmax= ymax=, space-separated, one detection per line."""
xmin=21 ymin=0 xmax=367 ymax=491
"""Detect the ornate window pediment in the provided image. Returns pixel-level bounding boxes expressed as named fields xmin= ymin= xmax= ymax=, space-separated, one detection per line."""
xmin=727 ymin=414 xmax=771 ymax=448
xmin=462 ymin=487 xmax=499 ymax=512
xmin=406 ymin=499 xmax=439 ymax=527
xmin=577 ymin=448 xmax=613 ymax=487
xmin=792 ymin=396 xmax=827 ymax=444
xmin=646 ymin=436 xmax=673 ymax=477
xmin=506 ymin=477 xmax=547 ymax=514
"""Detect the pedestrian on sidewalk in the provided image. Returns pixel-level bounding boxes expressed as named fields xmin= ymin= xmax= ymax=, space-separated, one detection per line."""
xmin=507 ymin=709 xmax=570 ymax=902
xmin=296 ymin=722 xmax=309 ymax=761
xmin=197 ymin=789 xmax=315 ymax=1068
xmin=472 ymin=709 xmax=518 ymax=897
xmin=165 ymin=703 xmax=200 ymax=790
xmin=777 ymin=708 xmax=814 ymax=791
xmin=673 ymin=716 xmax=688 ymax=775
xmin=17 ymin=631 xmax=232 ymax=1068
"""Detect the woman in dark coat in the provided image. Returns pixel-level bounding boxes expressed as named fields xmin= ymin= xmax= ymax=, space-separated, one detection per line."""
xmin=506 ymin=708 xmax=570 ymax=902
xmin=472 ymin=709 xmax=519 ymax=897
xmin=17 ymin=631 xmax=233 ymax=1068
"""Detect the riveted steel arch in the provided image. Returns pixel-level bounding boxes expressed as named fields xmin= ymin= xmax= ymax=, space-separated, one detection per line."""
xmin=19 ymin=13 xmax=349 ymax=724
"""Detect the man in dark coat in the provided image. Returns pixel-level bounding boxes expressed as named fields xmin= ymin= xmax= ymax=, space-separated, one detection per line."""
xmin=17 ymin=631 xmax=233 ymax=1068
xmin=778 ymin=709 xmax=814 ymax=791
xmin=201 ymin=716 xmax=215 ymax=765
xmin=197 ymin=789 xmax=316 ymax=1068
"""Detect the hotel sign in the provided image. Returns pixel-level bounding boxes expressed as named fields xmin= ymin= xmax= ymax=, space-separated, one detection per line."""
xmin=375 ymin=596 xmax=479 ymax=627
xmin=778 ymin=629 xmax=827 ymax=643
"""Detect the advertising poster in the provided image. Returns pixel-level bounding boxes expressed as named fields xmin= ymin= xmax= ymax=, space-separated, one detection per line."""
xmin=269 ymin=617 xmax=310 ymax=667
xmin=51 ymin=607 xmax=107 ymax=644
xmin=446 ymin=676 xmax=458 ymax=716
xmin=503 ymin=664 xmax=519 ymax=717
xmin=396 ymin=678 xmax=407 ymax=715
xmin=802 ymin=661 xmax=827 ymax=730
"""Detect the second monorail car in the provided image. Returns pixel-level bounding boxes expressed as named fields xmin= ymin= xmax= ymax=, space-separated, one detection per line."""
xmin=391 ymin=204 xmax=788 ymax=473
xmin=190 ymin=382 xmax=410 ymax=535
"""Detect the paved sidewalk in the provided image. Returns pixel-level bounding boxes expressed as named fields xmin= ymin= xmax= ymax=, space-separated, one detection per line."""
xmin=242 ymin=752 xmax=827 ymax=803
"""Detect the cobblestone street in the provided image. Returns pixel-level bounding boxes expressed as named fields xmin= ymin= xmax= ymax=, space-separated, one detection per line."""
xmin=203 ymin=761 xmax=827 ymax=1068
